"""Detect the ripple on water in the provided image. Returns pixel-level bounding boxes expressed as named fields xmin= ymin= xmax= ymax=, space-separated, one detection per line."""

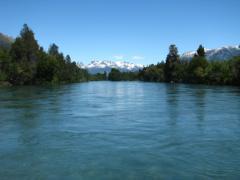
xmin=0 ymin=82 xmax=240 ymax=179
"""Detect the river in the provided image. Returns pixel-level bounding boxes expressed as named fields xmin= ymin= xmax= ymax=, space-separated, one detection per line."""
xmin=0 ymin=82 xmax=240 ymax=179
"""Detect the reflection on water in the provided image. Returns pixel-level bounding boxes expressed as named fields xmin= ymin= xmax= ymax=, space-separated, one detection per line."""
xmin=194 ymin=86 xmax=206 ymax=124
xmin=166 ymin=84 xmax=179 ymax=126
xmin=0 ymin=82 xmax=240 ymax=179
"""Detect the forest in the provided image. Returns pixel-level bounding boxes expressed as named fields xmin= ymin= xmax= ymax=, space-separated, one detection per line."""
xmin=0 ymin=24 xmax=88 ymax=86
xmin=138 ymin=45 xmax=240 ymax=86
xmin=107 ymin=45 xmax=240 ymax=86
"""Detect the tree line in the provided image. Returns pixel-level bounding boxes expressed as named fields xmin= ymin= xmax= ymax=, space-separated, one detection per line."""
xmin=88 ymin=69 xmax=138 ymax=81
xmin=106 ymin=45 xmax=240 ymax=86
xmin=0 ymin=24 xmax=88 ymax=86
xmin=138 ymin=44 xmax=240 ymax=86
xmin=1 ymin=24 xmax=239 ymax=86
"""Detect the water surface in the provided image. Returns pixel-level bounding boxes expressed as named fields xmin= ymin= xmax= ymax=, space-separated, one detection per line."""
xmin=0 ymin=82 xmax=240 ymax=179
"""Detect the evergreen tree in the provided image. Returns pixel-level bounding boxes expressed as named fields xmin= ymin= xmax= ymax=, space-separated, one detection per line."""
xmin=108 ymin=68 xmax=122 ymax=81
xmin=164 ymin=44 xmax=180 ymax=82
xmin=36 ymin=55 xmax=58 ymax=82
xmin=197 ymin=44 xmax=205 ymax=57
xmin=48 ymin=43 xmax=59 ymax=56
xmin=0 ymin=47 xmax=10 ymax=81
xmin=6 ymin=24 xmax=89 ymax=85
xmin=185 ymin=46 xmax=208 ymax=83
xmin=9 ymin=24 xmax=40 ymax=84
xmin=65 ymin=55 xmax=71 ymax=64
xmin=10 ymin=24 xmax=39 ymax=63
xmin=231 ymin=57 xmax=240 ymax=85
xmin=187 ymin=56 xmax=208 ymax=83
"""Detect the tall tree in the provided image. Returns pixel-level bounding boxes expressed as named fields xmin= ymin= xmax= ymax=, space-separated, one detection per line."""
xmin=164 ymin=44 xmax=180 ymax=82
xmin=185 ymin=45 xmax=208 ymax=83
xmin=0 ymin=47 xmax=10 ymax=81
xmin=9 ymin=24 xmax=40 ymax=84
xmin=10 ymin=24 xmax=39 ymax=63
xmin=231 ymin=57 xmax=240 ymax=85
xmin=108 ymin=68 xmax=122 ymax=81
xmin=65 ymin=55 xmax=71 ymax=64
xmin=48 ymin=43 xmax=59 ymax=56
xmin=197 ymin=44 xmax=205 ymax=57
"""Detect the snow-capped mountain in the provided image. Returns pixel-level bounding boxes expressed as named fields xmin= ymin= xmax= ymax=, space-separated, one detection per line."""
xmin=80 ymin=60 xmax=144 ymax=74
xmin=181 ymin=45 xmax=240 ymax=61
xmin=0 ymin=33 xmax=14 ymax=49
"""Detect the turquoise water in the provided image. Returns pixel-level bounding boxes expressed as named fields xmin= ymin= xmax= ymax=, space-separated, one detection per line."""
xmin=0 ymin=82 xmax=240 ymax=179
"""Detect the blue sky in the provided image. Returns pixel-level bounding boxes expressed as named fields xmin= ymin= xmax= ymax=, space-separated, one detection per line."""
xmin=1 ymin=0 xmax=240 ymax=65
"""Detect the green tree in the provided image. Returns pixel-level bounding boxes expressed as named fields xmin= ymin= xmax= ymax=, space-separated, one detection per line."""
xmin=10 ymin=24 xmax=39 ymax=63
xmin=186 ymin=56 xmax=208 ymax=83
xmin=164 ymin=44 xmax=180 ymax=82
xmin=0 ymin=47 xmax=10 ymax=81
xmin=206 ymin=61 xmax=231 ymax=85
xmin=139 ymin=63 xmax=165 ymax=82
xmin=8 ymin=24 xmax=40 ymax=84
xmin=108 ymin=68 xmax=122 ymax=81
xmin=197 ymin=44 xmax=205 ymax=57
xmin=8 ymin=24 xmax=89 ymax=85
xmin=48 ymin=43 xmax=59 ymax=56
xmin=65 ymin=55 xmax=71 ymax=64
xmin=230 ymin=57 xmax=240 ymax=85
xmin=36 ymin=51 xmax=59 ymax=83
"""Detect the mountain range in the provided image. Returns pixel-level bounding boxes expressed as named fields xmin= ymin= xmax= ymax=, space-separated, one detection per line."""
xmin=181 ymin=45 xmax=240 ymax=61
xmin=81 ymin=45 xmax=240 ymax=74
xmin=79 ymin=60 xmax=144 ymax=74
xmin=0 ymin=33 xmax=14 ymax=49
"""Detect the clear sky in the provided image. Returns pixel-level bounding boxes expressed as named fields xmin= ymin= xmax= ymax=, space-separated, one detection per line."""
xmin=1 ymin=0 xmax=240 ymax=65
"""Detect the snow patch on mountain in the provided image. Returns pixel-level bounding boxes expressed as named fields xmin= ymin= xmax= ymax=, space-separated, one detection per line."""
xmin=181 ymin=45 xmax=240 ymax=61
xmin=79 ymin=60 xmax=144 ymax=74
xmin=0 ymin=33 xmax=14 ymax=49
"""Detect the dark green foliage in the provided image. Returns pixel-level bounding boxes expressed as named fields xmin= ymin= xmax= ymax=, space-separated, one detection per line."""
xmin=0 ymin=27 xmax=239 ymax=87
xmin=108 ymin=68 xmax=138 ymax=81
xmin=36 ymin=46 xmax=88 ymax=84
xmin=230 ymin=56 xmax=240 ymax=85
xmin=108 ymin=68 xmax=122 ymax=81
xmin=185 ymin=56 xmax=208 ymax=83
xmin=0 ymin=24 xmax=88 ymax=85
xmin=139 ymin=45 xmax=240 ymax=86
xmin=197 ymin=44 xmax=205 ymax=57
xmin=0 ymin=47 xmax=10 ymax=81
xmin=139 ymin=62 xmax=165 ymax=82
xmin=48 ymin=43 xmax=59 ymax=56
xmin=205 ymin=61 xmax=232 ymax=85
xmin=164 ymin=44 xmax=180 ymax=82
xmin=90 ymin=72 xmax=107 ymax=81
xmin=36 ymin=54 xmax=58 ymax=82
xmin=120 ymin=71 xmax=139 ymax=81
xmin=7 ymin=24 xmax=40 ymax=84
xmin=10 ymin=24 xmax=39 ymax=63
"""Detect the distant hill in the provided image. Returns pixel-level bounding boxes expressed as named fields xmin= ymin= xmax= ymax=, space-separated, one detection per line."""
xmin=79 ymin=60 xmax=144 ymax=74
xmin=0 ymin=33 xmax=14 ymax=49
xmin=181 ymin=45 xmax=240 ymax=61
